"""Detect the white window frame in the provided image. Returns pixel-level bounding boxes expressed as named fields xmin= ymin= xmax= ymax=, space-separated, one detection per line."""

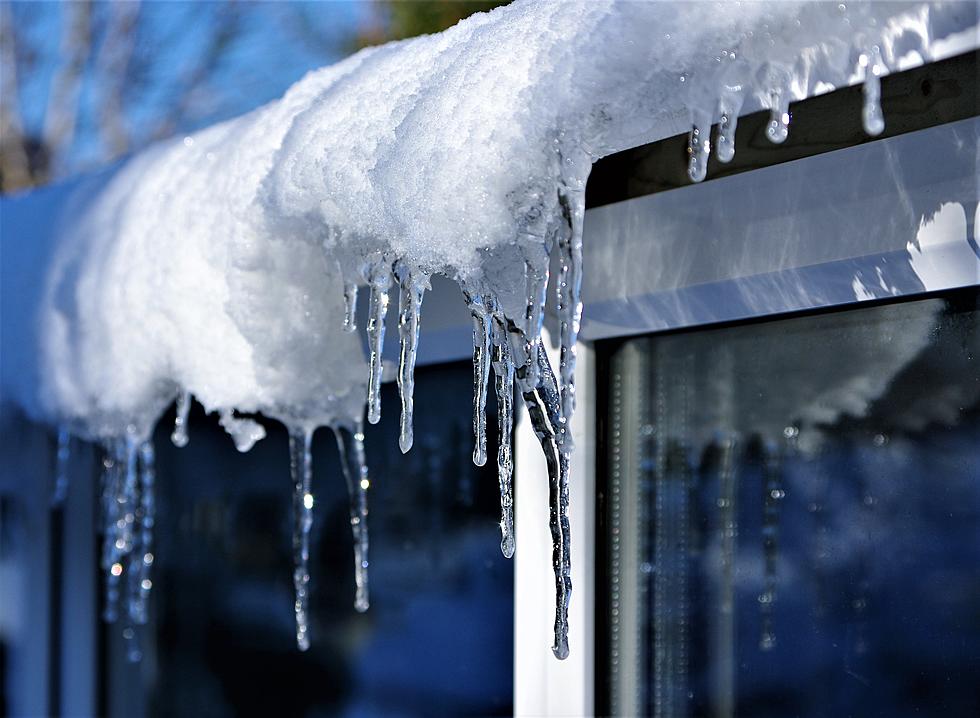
xmin=513 ymin=333 xmax=596 ymax=717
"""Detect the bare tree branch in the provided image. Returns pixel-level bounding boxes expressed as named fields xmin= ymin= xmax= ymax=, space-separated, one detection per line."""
xmin=0 ymin=1 xmax=33 ymax=192
xmin=150 ymin=1 xmax=242 ymax=141
xmin=42 ymin=0 xmax=93 ymax=175
xmin=97 ymin=0 xmax=141 ymax=159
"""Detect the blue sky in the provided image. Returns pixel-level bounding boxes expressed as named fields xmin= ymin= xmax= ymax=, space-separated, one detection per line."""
xmin=9 ymin=0 xmax=370 ymax=176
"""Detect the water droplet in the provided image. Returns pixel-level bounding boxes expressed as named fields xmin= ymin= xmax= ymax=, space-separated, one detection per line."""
xmin=171 ymin=390 xmax=191 ymax=447
xmin=862 ymin=46 xmax=885 ymax=136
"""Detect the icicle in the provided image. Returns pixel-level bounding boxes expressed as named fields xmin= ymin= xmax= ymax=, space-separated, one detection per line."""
xmin=469 ymin=296 xmax=492 ymax=467
xmin=759 ymin=441 xmax=784 ymax=651
xmin=516 ymin=342 xmax=571 ymax=659
xmin=100 ymin=446 xmax=123 ymax=623
xmin=117 ymin=434 xmax=141 ymax=627
xmin=861 ymin=46 xmax=885 ymax=136
xmin=218 ymin=410 xmax=267 ymax=452
xmin=52 ymin=425 xmax=71 ymax=506
xmin=129 ymin=441 xmax=155 ymax=626
xmin=716 ymin=93 xmax=743 ymax=163
xmin=686 ymin=115 xmax=711 ymax=183
xmin=366 ymin=266 xmax=391 ymax=425
xmin=765 ymin=87 xmax=791 ymax=144
xmin=490 ymin=318 xmax=516 ymax=558
xmin=395 ymin=263 xmax=427 ymax=453
xmin=100 ymin=435 xmax=139 ymax=624
xmin=126 ymin=504 xmax=144 ymax=626
xmin=556 ymin=187 xmax=585 ymax=434
xmin=334 ymin=422 xmax=371 ymax=612
xmin=288 ymin=426 xmax=315 ymax=651
xmin=521 ymin=261 xmax=550 ymax=389
xmin=171 ymin=390 xmax=191 ymax=447
xmin=343 ymin=281 xmax=359 ymax=333
xmin=120 ymin=433 xmax=139 ymax=557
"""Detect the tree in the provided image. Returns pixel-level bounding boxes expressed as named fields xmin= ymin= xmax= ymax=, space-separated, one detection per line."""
xmin=0 ymin=1 xmax=248 ymax=193
xmin=355 ymin=1 xmax=508 ymax=48
xmin=0 ymin=1 xmax=509 ymax=195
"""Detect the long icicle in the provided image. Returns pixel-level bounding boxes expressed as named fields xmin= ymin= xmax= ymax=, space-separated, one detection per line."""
xmin=395 ymin=262 xmax=426 ymax=453
xmin=556 ymin=187 xmax=585 ymax=431
xmin=289 ymin=426 xmax=315 ymax=651
xmin=469 ymin=296 xmax=492 ymax=467
xmin=491 ymin=318 xmax=516 ymax=558
xmin=130 ymin=440 xmax=155 ymax=626
xmin=120 ymin=434 xmax=139 ymax=559
xmin=117 ymin=434 xmax=140 ymax=631
xmin=366 ymin=266 xmax=391 ymax=425
xmin=513 ymin=338 xmax=572 ymax=659
xmin=171 ymin=390 xmax=191 ymax=447
xmin=334 ymin=422 xmax=371 ymax=612
xmin=100 ymin=444 xmax=123 ymax=622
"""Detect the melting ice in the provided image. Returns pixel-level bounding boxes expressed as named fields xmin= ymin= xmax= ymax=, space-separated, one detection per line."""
xmin=1 ymin=0 xmax=975 ymax=659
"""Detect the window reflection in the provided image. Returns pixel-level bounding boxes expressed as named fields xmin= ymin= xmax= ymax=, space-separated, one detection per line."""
xmin=602 ymin=291 xmax=979 ymax=718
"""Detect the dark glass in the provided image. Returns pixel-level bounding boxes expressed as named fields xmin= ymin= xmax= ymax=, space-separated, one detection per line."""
xmin=600 ymin=292 xmax=980 ymax=718
xmin=113 ymin=362 xmax=512 ymax=718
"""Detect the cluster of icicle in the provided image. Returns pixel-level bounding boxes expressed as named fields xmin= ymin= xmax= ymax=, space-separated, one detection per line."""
xmin=66 ymin=390 xmax=370 ymax=660
xmin=6 ymin=0 xmax=974 ymax=663
xmin=346 ymin=175 xmax=587 ymax=659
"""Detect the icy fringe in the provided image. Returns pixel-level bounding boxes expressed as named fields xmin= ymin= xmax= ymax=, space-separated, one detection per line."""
xmin=89 ymin=393 xmax=373 ymax=656
xmin=34 ymin=1 xmax=973 ymax=660
xmin=295 ymin=2 xmax=963 ymax=660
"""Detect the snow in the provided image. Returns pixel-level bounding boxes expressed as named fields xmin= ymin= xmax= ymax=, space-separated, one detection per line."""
xmin=1 ymin=0 xmax=977 ymax=658
xmin=3 ymin=0 xmax=974 ymax=437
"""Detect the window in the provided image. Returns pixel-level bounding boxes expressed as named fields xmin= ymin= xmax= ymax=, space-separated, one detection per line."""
xmin=597 ymin=291 xmax=980 ymax=717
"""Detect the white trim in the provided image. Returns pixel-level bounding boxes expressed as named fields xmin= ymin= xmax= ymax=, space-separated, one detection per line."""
xmin=514 ymin=331 xmax=595 ymax=717
xmin=580 ymin=118 xmax=979 ymax=341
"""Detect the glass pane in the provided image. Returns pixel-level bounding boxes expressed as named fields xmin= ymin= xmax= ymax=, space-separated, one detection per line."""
xmin=601 ymin=291 xmax=979 ymax=718
xmin=116 ymin=362 xmax=512 ymax=717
